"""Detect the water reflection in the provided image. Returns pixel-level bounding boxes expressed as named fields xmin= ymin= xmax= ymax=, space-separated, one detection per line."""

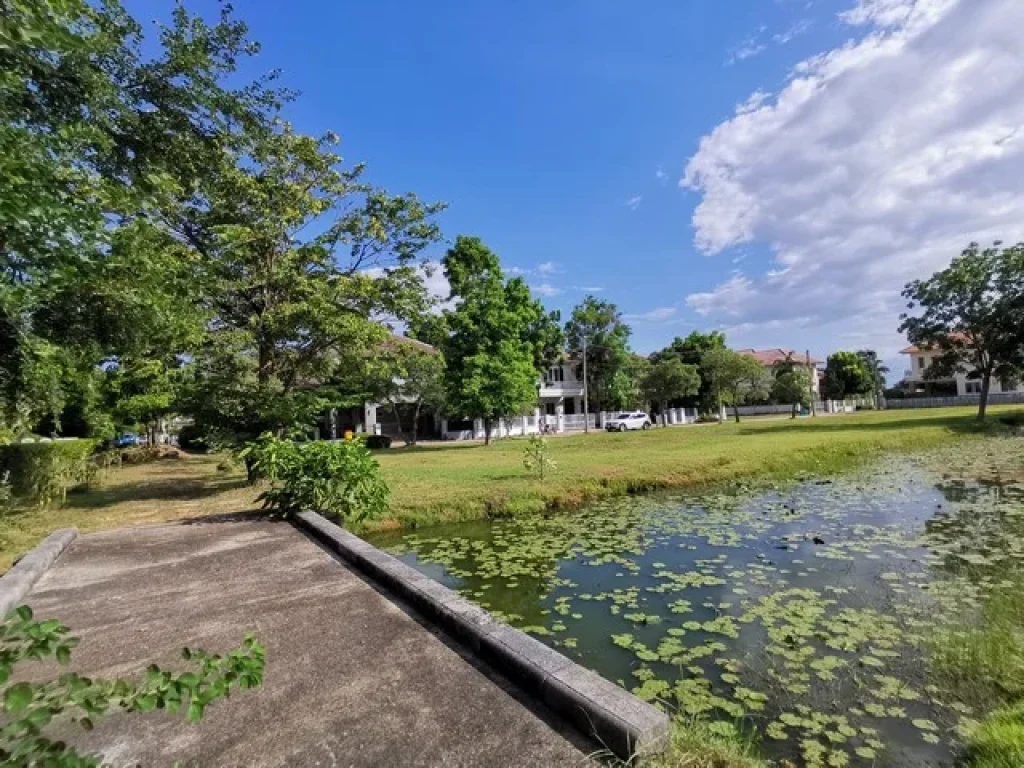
xmin=369 ymin=442 xmax=1024 ymax=767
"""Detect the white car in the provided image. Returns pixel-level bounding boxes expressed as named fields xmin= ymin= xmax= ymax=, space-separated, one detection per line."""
xmin=605 ymin=411 xmax=652 ymax=432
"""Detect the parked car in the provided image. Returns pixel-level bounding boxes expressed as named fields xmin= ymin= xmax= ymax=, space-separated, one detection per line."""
xmin=605 ymin=412 xmax=652 ymax=432
xmin=112 ymin=432 xmax=142 ymax=448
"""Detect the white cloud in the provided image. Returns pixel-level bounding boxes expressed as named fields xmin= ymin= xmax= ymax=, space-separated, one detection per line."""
xmin=625 ymin=195 xmax=643 ymax=210
xmin=531 ymin=282 xmax=562 ymax=298
xmin=728 ymin=41 xmax=767 ymax=64
xmin=683 ymin=0 xmax=1024 ymax=356
xmin=773 ymin=19 xmax=812 ymax=44
xmin=656 ymin=165 xmax=668 ymax=183
xmin=536 ymin=261 xmax=561 ymax=275
xmin=625 ymin=306 xmax=678 ymax=323
xmin=572 ymin=285 xmax=604 ymax=293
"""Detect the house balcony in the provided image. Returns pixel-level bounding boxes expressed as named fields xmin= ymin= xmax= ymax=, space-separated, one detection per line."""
xmin=538 ymin=381 xmax=585 ymax=399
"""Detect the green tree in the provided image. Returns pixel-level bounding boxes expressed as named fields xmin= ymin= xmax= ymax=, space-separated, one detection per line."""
xmin=1 ymin=2 xmax=278 ymax=432
xmin=651 ymin=331 xmax=727 ymax=414
xmin=701 ymin=349 xmax=771 ymax=423
xmin=822 ymin=351 xmax=874 ymax=402
xmin=366 ymin=342 xmax=445 ymax=446
xmin=641 ymin=360 xmax=700 ymax=422
xmin=900 ymin=242 xmax=1024 ymax=420
xmin=856 ymin=349 xmax=889 ymax=406
xmin=180 ymin=124 xmax=444 ymax=447
xmin=565 ymin=297 xmax=631 ymax=412
xmin=772 ymin=368 xmax=813 ymax=418
xmin=607 ymin=354 xmax=650 ymax=411
xmin=440 ymin=237 xmax=547 ymax=444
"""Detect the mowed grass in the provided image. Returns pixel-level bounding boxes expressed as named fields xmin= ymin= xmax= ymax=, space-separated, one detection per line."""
xmin=367 ymin=406 xmax=1020 ymax=531
xmin=1 ymin=406 xmax=1019 ymax=569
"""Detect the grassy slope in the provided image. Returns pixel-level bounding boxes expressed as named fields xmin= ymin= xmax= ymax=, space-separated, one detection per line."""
xmin=1 ymin=406 xmax=1018 ymax=570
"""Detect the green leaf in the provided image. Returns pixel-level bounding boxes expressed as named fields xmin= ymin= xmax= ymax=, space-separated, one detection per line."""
xmin=4 ymin=682 xmax=33 ymax=713
xmin=55 ymin=646 xmax=71 ymax=665
xmin=15 ymin=606 xmax=33 ymax=622
xmin=187 ymin=701 xmax=205 ymax=722
xmin=135 ymin=695 xmax=157 ymax=712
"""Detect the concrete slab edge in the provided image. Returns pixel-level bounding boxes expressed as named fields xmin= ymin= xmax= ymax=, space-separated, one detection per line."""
xmin=0 ymin=528 xmax=78 ymax=616
xmin=293 ymin=511 xmax=670 ymax=760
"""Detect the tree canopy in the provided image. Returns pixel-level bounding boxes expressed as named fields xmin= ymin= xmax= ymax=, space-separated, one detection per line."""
xmin=821 ymin=352 xmax=874 ymax=402
xmin=701 ymin=349 xmax=771 ymax=423
xmin=438 ymin=236 xmax=550 ymax=443
xmin=651 ymin=331 xmax=727 ymax=413
xmin=641 ymin=360 xmax=700 ymax=419
xmin=900 ymin=242 xmax=1024 ymax=419
xmin=565 ymin=297 xmax=632 ymax=412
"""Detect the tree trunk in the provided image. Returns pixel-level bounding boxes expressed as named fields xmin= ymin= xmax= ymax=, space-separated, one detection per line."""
xmin=484 ymin=418 xmax=493 ymax=445
xmin=257 ymin=337 xmax=273 ymax=387
xmin=391 ymin=402 xmax=411 ymax=446
xmin=411 ymin=402 xmax=421 ymax=446
xmin=978 ymin=370 xmax=992 ymax=421
xmin=792 ymin=403 xmax=798 ymax=419
xmin=733 ymin=403 xmax=741 ymax=423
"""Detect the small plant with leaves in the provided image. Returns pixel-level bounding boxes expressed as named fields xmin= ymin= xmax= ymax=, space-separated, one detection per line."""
xmin=239 ymin=433 xmax=390 ymax=523
xmin=0 ymin=606 xmax=265 ymax=767
xmin=523 ymin=435 xmax=556 ymax=481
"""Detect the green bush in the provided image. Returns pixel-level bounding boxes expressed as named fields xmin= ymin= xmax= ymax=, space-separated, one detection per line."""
xmin=0 ymin=605 xmax=264 ymax=767
xmin=240 ymin=434 xmax=389 ymax=523
xmin=0 ymin=440 xmax=98 ymax=506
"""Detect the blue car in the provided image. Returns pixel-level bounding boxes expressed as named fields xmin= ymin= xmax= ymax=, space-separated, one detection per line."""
xmin=113 ymin=433 xmax=142 ymax=448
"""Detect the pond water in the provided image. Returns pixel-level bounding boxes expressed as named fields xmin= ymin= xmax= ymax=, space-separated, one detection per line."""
xmin=368 ymin=439 xmax=1024 ymax=767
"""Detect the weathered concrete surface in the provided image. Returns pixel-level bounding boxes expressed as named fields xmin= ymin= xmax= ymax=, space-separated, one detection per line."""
xmin=296 ymin=511 xmax=670 ymax=760
xmin=0 ymin=527 xmax=77 ymax=615
xmin=24 ymin=519 xmax=597 ymax=767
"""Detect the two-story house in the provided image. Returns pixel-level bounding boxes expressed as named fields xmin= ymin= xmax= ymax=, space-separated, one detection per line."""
xmin=537 ymin=359 xmax=586 ymax=421
xmin=900 ymin=339 xmax=1024 ymax=396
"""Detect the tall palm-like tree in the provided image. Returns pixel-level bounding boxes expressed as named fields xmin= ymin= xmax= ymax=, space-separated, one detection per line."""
xmin=857 ymin=350 xmax=890 ymax=405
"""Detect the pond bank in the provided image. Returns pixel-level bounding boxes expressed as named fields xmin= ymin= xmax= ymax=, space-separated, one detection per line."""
xmin=370 ymin=436 xmax=1024 ymax=767
xmin=366 ymin=408 xmax=1021 ymax=534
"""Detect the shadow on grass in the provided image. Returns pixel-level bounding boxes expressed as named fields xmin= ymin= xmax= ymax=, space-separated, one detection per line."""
xmin=64 ymin=473 xmax=249 ymax=510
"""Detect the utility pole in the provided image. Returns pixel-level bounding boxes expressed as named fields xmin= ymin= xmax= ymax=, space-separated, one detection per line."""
xmin=582 ymin=331 xmax=590 ymax=433
xmin=807 ymin=349 xmax=816 ymax=417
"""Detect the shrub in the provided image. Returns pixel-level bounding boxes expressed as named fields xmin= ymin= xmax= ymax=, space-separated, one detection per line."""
xmin=0 ymin=439 xmax=98 ymax=506
xmin=0 ymin=605 xmax=264 ymax=767
xmin=364 ymin=435 xmax=392 ymax=450
xmin=240 ymin=434 xmax=389 ymax=523
xmin=523 ymin=435 xmax=556 ymax=480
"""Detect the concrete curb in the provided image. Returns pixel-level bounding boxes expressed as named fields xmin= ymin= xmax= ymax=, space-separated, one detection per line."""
xmin=0 ymin=528 xmax=78 ymax=616
xmin=294 ymin=511 xmax=670 ymax=760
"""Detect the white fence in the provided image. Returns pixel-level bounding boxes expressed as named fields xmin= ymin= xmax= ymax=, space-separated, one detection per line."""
xmin=562 ymin=414 xmax=597 ymax=432
xmin=884 ymin=392 xmax=1024 ymax=409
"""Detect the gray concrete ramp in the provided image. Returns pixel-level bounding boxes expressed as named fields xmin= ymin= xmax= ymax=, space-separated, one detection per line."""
xmin=23 ymin=519 xmax=596 ymax=767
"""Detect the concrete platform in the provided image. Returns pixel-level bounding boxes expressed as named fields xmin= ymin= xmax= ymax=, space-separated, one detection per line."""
xmin=23 ymin=518 xmax=597 ymax=767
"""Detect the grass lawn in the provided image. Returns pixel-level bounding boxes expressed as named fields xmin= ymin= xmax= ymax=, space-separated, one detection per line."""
xmin=1 ymin=405 xmax=1020 ymax=570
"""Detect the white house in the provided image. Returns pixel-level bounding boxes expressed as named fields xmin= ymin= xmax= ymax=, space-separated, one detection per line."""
xmin=538 ymin=359 xmax=586 ymax=423
xmin=900 ymin=341 xmax=1024 ymax=396
xmin=735 ymin=348 xmax=823 ymax=396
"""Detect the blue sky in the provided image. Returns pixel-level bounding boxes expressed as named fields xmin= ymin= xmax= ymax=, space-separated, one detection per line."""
xmin=127 ymin=1 xmax=1024 ymax=376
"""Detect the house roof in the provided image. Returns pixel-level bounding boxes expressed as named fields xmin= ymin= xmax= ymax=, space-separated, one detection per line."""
xmin=900 ymin=332 xmax=971 ymax=354
xmin=384 ymin=334 xmax=437 ymax=354
xmin=735 ymin=348 xmax=820 ymax=366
